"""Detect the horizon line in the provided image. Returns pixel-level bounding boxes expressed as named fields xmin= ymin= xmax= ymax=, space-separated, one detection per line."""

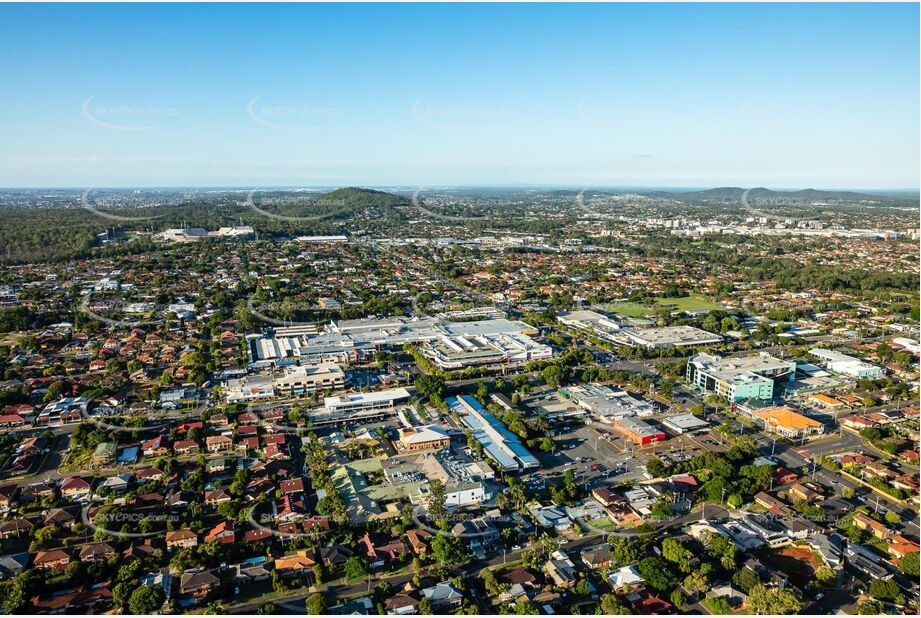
xmin=1 ymin=184 xmax=919 ymax=195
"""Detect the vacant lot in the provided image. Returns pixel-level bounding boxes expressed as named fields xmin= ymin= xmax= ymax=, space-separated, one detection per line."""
xmin=762 ymin=545 xmax=822 ymax=588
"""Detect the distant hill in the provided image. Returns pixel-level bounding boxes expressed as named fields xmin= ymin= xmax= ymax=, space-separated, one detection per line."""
xmin=646 ymin=187 xmax=894 ymax=202
xmin=322 ymin=187 xmax=411 ymax=210
xmin=250 ymin=186 xmax=412 ymax=221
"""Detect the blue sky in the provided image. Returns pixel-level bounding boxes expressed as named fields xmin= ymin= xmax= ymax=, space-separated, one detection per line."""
xmin=0 ymin=3 xmax=918 ymax=189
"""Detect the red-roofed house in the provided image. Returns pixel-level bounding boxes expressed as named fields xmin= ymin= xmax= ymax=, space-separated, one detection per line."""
xmin=205 ymin=521 xmax=236 ymax=544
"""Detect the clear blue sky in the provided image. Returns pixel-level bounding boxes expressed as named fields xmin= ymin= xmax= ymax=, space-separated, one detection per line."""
xmin=0 ymin=3 xmax=918 ymax=189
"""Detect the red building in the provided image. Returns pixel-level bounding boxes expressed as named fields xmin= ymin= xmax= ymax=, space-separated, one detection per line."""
xmin=611 ymin=417 xmax=666 ymax=445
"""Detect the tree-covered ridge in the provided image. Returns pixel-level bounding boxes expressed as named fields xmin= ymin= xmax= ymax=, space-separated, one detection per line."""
xmin=0 ymin=187 xmax=412 ymax=265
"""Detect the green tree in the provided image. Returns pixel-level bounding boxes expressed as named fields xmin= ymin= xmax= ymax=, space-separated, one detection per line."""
xmin=430 ymin=533 xmax=467 ymax=565
xmin=610 ymin=538 xmax=637 ymax=568
xmin=732 ymin=567 xmax=761 ymax=593
xmin=815 ymin=566 xmax=836 ymax=587
xmin=414 ymin=374 xmax=445 ymax=400
xmin=856 ymin=600 xmax=884 ymax=615
xmin=645 ymin=457 xmax=669 ymax=478
xmin=597 ymin=593 xmax=630 ymax=615
xmin=344 ymin=556 xmax=368 ymax=581
xmin=542 ymin=365 xmax=564 ymax=387
xmin=899 ymin=551 xmax=920 ymax=577
xmin=670 ymin=589 xmax=686 ymax=611
xmin=747 ymin=584 xmax=801 ymax=614
xmin=637 ymin=557 xmax=672 ymax=592
xmin=683 ymin=569 xmax=709 ymax=600
xmin=661 ymin=538 xmax=693 ymax=573
xmin=426 ymin=479 xmax=447 ymax=522
xmin=480 ymin=568 xmax=500 ymax=596
xmin=305 ymin=593 xmax=326 ymax=615
xmin=868 ymin=578 xmax=900 ymax=601
xmin=0 ymin=569 xmax=39 ymax=614
xmin=127 ymin=585 xmax=166 ymax=615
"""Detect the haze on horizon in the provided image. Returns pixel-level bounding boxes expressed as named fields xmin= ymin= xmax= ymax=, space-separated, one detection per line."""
xmin=0 ymin=3 xmax=918 ymax=190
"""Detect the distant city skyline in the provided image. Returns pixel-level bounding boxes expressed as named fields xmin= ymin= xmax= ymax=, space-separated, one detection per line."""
xmin=0 ymin=3 xmax=918 ymax=189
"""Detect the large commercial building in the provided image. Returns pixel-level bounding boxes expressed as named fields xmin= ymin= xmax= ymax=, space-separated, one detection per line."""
xmin=398 ymin=425 xmax=451 ymax=452
xmin=273 ymin=363 xmax=346 ymax=395
xmin=250 ymin=316 xmax=544 ymax=368
xmin=662 ymin=414 xmax=710 ymax=434
xmin=381 ymin=450 xmax=493 ymax=509
xmin=686 ymin=353 xmax=796 ymax=402
xmin=224 ymin=362 xmax=346 ymax=402
xmin=809 ymin=349 xmax=884 ymax=379
xmin=450 ymin=395 xmax=539 ymax=472
xmin=560 ymin=385 xmax=656 ymax=421
xmin=752 ymin=406 xmax=825 ymax=439
xmin=615 ymin=325 xmax=722 ymax=349
xmin=224 ymin=374 xmax=275 ymax=402
xmin=420 ymin=332 xmax=551 ymax=370
xmin=159 ymin=226 xmax=254 ymax=242
xmin=324 ymin=387 xmax=412 ymax=415
xmin=556 ymin=310 xmax=624 ymax=343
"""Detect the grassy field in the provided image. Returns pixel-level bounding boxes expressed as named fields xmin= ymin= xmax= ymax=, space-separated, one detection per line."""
xmin=655 ymin=296 xmax=723 ymax=311
xmin=601 ymin=296 xmax=722 ymax=318
xmin=0 ymin=332 xmax=26 ymax=348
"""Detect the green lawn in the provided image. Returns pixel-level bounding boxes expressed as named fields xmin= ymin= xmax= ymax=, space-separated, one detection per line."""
xmin=586 ymin=517 xmax=614 ymax=530
xmin=655 ymin=296 xmax=723 ymax=312
xmin=602 ymin=296 xmax=722 ymax=318
xmin=602 ymin=302 xmax=654 ymax=318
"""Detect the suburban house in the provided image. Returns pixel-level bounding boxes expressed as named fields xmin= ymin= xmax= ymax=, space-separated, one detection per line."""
xmin=165 ymin=529 xmax=199 ymax=550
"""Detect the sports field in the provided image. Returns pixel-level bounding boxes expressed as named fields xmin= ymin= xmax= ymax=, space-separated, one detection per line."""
xmin=602 ymin=296 xmax=722 ymax=318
